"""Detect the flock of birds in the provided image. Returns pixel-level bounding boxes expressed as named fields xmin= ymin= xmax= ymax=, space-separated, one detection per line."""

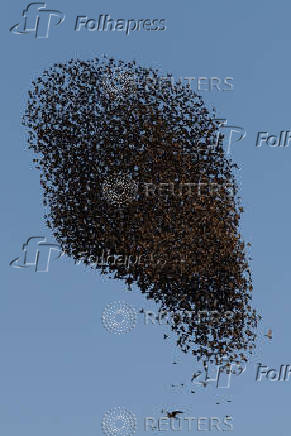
xmin=24 ymin=56 xmax=261 ymax=377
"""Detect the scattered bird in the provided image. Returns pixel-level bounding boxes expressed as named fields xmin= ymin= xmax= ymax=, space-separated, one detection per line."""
xmin=264 ymin=329 xmax=272 ymax=340
xmin=191 ymin=371 xmax=201 ymax=382
xmin=162 ymin=410 xmax=184 ymax=419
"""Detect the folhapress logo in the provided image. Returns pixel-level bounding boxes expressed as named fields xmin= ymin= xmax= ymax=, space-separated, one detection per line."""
xmin=10 ymin=2 xmax=65 ymax=39
xmin=10 ymin=4 xmax=166 ymax=39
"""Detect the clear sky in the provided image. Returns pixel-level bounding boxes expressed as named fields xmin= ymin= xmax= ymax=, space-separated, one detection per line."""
xmin=1 ymin=1 xmax=291 ymax=435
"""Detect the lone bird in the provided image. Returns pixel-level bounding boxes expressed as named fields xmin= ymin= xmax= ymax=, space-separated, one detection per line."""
xmin=166 ymin=411 xmax=184 ymax=419
xmin=264 ymin=329 xmax=272 ymax=340
xmin=191 ymin=371 xmax=201 ymax=382
xmin=162 ymin=410 xmax=184 ymax=418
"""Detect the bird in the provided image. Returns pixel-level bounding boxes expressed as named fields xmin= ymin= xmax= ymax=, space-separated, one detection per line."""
xmin=163 ymin=411 xmax=184 ymax=419
xmin=191 ymin=371 xmax=201 ymax=382
xmin=264 ymin=329 xmax=272 ymax=340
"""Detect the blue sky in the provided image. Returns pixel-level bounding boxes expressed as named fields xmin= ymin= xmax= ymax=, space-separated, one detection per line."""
xmin=1 ymin=1 xmax=291 ymax=435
